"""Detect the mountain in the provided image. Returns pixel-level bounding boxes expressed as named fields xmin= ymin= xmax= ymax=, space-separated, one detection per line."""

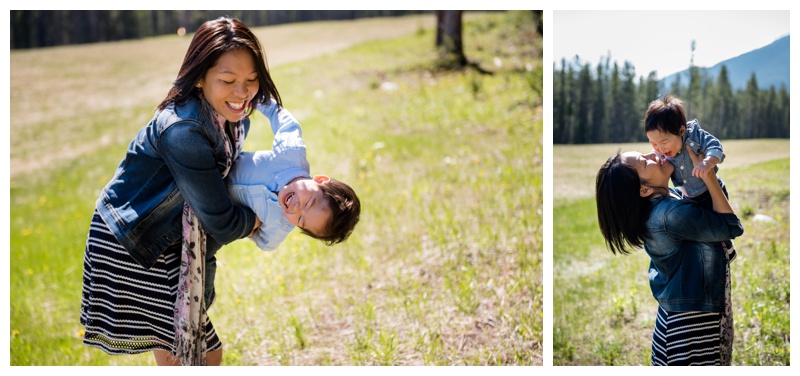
xmin=660 ymin=34 xmax=789 ymax=91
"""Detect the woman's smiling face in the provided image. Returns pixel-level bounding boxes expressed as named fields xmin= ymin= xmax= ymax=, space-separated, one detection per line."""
xmin=197 ymin=48 xmax=259 ymax=122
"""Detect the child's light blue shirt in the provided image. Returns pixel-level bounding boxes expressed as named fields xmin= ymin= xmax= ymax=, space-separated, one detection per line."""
xmin=226 ymin=99 xmax=310 ymax=251
xmin=667 ymin=119 xmax=726 ymax=197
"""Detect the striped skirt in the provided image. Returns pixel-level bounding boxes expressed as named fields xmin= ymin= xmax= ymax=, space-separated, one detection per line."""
xmin=651 ymin=258 xmax=733 ymax=366
xmin=651 ymin=308 xmax=722 ymax=365
xmin=79 ymin=211 xmax=222 ymax=355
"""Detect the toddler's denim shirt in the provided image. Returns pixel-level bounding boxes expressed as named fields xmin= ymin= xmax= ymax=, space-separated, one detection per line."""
xmin=667 ymin=119 xmax=726 ymax=197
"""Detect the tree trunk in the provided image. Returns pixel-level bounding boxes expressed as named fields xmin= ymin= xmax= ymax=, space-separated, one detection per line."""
xmin=532 ymin=10 xmax=543 ymax=36
xmin=435 ymin=10 xmax=466 ymax=67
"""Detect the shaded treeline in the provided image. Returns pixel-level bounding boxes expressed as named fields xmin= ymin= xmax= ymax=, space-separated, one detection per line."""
xmin=10 ymin=10 xmax=429 ymax=50
xmin=554 ymin=59 xmax=790 ymax=144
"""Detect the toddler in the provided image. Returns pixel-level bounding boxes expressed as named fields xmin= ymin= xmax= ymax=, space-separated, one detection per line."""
xmin=227 ymin=99 xmax=360 ymax=251
xmin=644 ymin=94 xmax=735 ymax=260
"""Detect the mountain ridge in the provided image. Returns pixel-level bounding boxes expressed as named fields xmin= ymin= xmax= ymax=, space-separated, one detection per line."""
xmin=660 ymin=34 xmax=789 ymax=91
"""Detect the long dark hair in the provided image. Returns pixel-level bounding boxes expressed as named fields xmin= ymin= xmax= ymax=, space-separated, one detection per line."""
xmin=158 ymin=17 xmax=281 ymax=114
xmin=595 ymin=151 xmax=652 ymax=255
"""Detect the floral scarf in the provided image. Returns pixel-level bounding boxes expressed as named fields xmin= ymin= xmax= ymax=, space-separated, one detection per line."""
xmin=174 ymin=100 xmax=244 ymax=366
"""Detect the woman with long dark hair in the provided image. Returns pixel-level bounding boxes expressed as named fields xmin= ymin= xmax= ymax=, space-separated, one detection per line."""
xmin=79 ymin=17 xmax=281 ymax=365
xmin=595 ymin=146 xmax=743 ymax=365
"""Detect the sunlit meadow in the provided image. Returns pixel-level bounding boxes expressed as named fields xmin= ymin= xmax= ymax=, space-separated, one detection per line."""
xmin=552 ymin=141 xmax=790 ymax=365
xmin=9 ymin=11 xmax=542 ymax=365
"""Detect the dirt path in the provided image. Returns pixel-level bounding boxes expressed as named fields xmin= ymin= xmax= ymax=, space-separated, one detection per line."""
xmin=10 ymin=15 xmax=439 ymax=178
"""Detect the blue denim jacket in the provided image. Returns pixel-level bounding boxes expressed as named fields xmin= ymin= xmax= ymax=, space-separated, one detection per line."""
xmin=95 ymin=97 xmax=257 ymax=270
xmin=644 ymin=188 xmax=743 ymax=312
xmin=227 ymin=100 xmax=310 ymax=251
xmin=667 ymin=119 xmax=726 ymax=197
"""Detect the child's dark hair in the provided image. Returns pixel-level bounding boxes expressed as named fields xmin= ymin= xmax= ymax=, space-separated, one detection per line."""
xmin=300 ymin=178 xmax=360 ymax=245
xmin=644 ymin=94 xmax=686 ymax=136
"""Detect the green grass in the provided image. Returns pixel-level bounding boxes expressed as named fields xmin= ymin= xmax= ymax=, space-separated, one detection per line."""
xmin=10 ymin=11 xmax=542 ymax=365
xmin=553 ymin=143 xmax=790 ymax=366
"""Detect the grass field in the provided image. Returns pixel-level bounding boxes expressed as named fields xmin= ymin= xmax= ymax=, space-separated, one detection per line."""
xmin=553 ymin=141 xmax=790 ymax=365
xmin=9 ymin=12 xmax=542 ymax=365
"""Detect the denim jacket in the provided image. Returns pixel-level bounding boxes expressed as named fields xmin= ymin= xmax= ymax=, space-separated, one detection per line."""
xmin=95 ymin=97 xmax=257 ymax=270
xmin=667 ymin=119 xmax=726 ymax=197
xmin=227 ymin=100 xmax=310 ymax=251
xmin=644 ymin=188 xmax=743 ymax=312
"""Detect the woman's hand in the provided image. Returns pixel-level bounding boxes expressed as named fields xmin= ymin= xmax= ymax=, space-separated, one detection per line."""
xmin=249 ymin=216 xmax=262 ymax=237
xmin=685 ymin=147 xmax=717 ymax=184
xmin=686 ymin=143 xmax=733 ymax=214
xmin=692 ymin=159 xmax=713 ymax=178
xmin=684 ymin=145 xmax=704 ymax=167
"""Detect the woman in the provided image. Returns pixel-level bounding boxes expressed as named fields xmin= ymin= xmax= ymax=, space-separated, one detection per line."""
xmin=79 ymin=17 xmax=280 ymax=365
xmin=595 ymin=147 xmax=743 ymax=366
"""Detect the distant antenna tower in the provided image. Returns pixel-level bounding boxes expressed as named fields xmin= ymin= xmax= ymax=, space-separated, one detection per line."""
xmin=686 ymin=39 xmax=697 ymax=117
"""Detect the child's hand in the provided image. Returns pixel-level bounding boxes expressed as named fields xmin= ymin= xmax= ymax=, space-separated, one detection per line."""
xmin=692 ymin=160 xmax=711 ymax=178
xmin=651 ymin=151 xmax=667 ymax=165
xmin=686 ymin=147 xmax=718 ymax=184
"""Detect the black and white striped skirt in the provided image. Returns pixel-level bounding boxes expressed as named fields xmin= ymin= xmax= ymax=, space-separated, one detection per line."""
xmin=651 ymin=308 xmax=722 ymax=365
xmin=80 ymin=211 xmax=222 ymax=355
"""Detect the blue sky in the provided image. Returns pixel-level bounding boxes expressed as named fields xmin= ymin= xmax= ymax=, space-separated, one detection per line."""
xmin=553 ymin=10 xmax=789 ymax=79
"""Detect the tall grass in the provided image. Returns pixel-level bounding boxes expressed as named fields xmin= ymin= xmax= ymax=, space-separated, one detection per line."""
xmin=552 ymin=143 xmax=790 ymax=365
xmin=9 ymin=11 xmax=542 ymax=365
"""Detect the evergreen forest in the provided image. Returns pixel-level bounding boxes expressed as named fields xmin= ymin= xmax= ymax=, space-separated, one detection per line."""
xmin=553 ymin=58 xmax=790 ymax=144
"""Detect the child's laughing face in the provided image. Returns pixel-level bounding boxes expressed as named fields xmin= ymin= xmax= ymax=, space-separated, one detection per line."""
xmin=646 ymin=127 xmax=685 ymax=158
xmin=277 ymin=175 xmax=332 ymax=236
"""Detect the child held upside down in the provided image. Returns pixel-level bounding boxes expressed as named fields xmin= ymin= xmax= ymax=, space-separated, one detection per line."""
xmin=227 ymin=99 xmax=361 ymax=250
